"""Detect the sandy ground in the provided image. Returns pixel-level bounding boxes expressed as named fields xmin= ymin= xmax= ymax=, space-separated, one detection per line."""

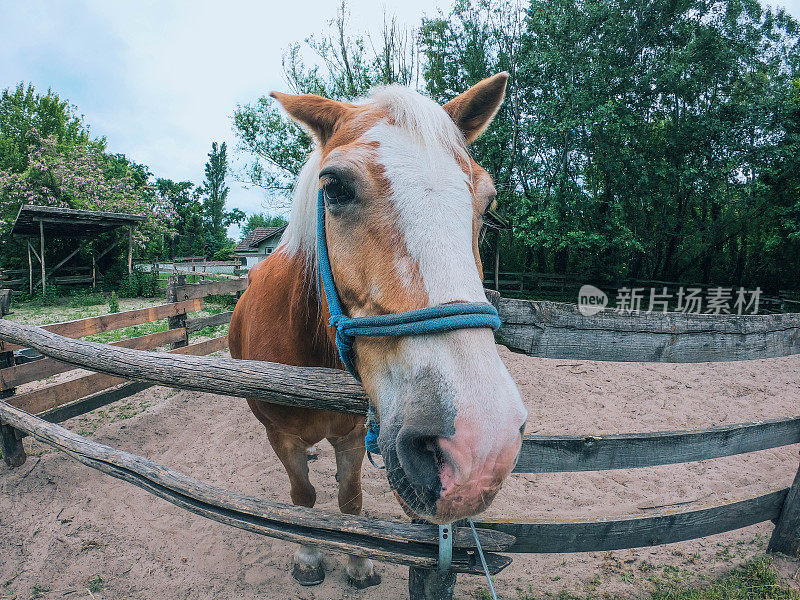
xmin=2 ymin=345 xmax=800 ymax=600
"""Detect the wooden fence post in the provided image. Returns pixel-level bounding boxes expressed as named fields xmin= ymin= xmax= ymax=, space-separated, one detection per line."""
xmin=0 ymin=303 xmax=27 ymax=468
xmin=166 ymin=274 xmax=188 ymax=349
xmin=408 ymin=519 xmax=456 ymax=600
xmin=408 ymin=566 xmax=456 ymax=600
xmin=39 ymin=220 xmax=46 ymax=293
xmin=767 ymin=455 xmax=800 ymax=557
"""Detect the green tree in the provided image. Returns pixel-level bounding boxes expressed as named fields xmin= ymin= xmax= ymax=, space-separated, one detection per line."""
xmin=0 ymin=82 xmax=93 ymax=174
xmin=233 ymin=1 xmax=419 ymax=196
xmin=156 ymin=178 xmax=199 ymax=257
xmin=178 ymin=213 xmax=205 ymax=257
xmin=422 ymin=0 xmax=800 ymax=289
xmin=232 ymin=0 xmax=800 ymax=293
xmin=240 ymin=213 xmax=288 ymax=239
xmin=200 ymin=141 xmax=238 ymax=256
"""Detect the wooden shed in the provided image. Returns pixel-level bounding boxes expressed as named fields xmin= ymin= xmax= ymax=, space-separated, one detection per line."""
xmin=482 ymin=208 xmax=510 ymax=292
xmin=10 ymin=205 xmax=146 ymax=293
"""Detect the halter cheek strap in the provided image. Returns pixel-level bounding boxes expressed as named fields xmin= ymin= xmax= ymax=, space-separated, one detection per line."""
xmin=316 ymin=189 xmax=501 ymax=382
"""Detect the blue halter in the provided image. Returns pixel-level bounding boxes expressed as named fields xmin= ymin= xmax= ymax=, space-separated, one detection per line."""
xmin=316 ymin=188 xmax=501 ymax=383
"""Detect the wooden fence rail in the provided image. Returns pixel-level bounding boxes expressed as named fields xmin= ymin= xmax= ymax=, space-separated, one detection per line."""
xmin=0 ymin=319 xmax=368 ymax=415
xmin=492 ymin=297 xmax=800 ymax=362
xmin=0 ymin=395 xmax=796 ymax=573
xmin=515 ymin=417 xmax=800 ymax=472
xmin=479 ymin=489 xmax=789 ymax=553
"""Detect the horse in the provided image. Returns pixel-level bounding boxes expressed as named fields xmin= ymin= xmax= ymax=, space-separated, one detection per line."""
xmin=228 ymin=72 xmax=527 ymax=588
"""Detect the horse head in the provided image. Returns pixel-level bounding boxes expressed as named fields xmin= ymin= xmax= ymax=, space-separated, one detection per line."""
xmin=272 ymin=73 xmax=527 ymax=524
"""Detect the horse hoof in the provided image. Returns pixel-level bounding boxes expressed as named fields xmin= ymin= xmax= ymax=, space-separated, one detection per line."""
xmin=292 ymin=563 xmax=325 ymax=586
xmin=347 ymin=571 xmax=381 ymax=589
xmin=306 ymin=446 xmax=319 ymax=461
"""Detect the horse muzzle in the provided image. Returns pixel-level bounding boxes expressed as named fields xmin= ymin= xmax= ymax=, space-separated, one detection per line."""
xmin=376 ymin=370 xmax=525 ymax=523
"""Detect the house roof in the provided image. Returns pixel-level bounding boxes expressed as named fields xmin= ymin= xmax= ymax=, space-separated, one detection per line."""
xmin=11 ymin=205 xmax=146 ymax=238
xmin=233 ymin=225 xmax=287 ymax=253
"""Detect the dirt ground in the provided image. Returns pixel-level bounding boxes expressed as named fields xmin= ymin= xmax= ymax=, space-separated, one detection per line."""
xmin=2 ymin=343 xmax=799 ymax=599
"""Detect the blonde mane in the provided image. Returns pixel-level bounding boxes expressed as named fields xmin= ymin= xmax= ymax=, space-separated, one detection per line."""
xmin=277 ymin=85 xmax=469 ymax=275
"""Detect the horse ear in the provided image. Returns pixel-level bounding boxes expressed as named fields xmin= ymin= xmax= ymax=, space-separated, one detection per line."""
xmin=270 ymin=92 xmax=353 ymax=145
xmin=443 ymin=72 xmax=509 ymax=144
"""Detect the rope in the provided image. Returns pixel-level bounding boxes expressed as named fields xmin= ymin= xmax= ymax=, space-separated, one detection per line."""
xmin=365 ymin=405 xmax=384 ymax=469
xmin=469 ymin=518 xmax=499 ymax=600
xmin=316 ymin=189 xmax=501 ymax=381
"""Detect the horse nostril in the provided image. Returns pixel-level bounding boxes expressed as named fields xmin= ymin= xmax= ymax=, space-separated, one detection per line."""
xmin=396 ymin=427 xmax=444 ymax=494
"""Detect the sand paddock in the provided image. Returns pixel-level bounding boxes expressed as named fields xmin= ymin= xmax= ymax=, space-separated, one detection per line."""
xmin=2 ymin=346 xmax=799 ymax=599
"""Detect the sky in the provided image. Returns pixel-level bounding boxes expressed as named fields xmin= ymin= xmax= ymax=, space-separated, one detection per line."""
xmin=1 ymin=0 xmax=799 ymax=240
xmin=0 ymin=0 xmax=448 ymax=239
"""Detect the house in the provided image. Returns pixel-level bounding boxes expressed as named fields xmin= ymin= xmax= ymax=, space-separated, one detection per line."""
xmin=233 ymin=225 xmax=287 ymax=269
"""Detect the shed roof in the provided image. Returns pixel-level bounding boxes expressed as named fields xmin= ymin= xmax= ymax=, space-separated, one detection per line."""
xmin=11 ymin=205 xmax=146 ymax=238
xmin=233 ymin=226 xmax=287 ymax=253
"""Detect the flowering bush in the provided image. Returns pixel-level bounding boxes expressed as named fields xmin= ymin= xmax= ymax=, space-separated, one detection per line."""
xmin=0 ymin=131 xmax=175 ymax=258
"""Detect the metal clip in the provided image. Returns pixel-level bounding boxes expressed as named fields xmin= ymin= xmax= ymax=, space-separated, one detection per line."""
xmin=438 ymin=523 xmax=453 ymax=573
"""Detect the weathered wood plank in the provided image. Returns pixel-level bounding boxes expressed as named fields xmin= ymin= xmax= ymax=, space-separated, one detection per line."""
xmin=8 ymin=335 xmax=227 ymax=415
xmin=23 ymin=338 xmax=228 ymax=427
xmin=0 ymin=421 xmax=26 ymax=467
xmin=166 ymin=275 xmax=188 ymax=349
xmin=0 ymin=348 xmax=26 ymax=467
xmin=408 ymin=566 xmax=457 ymax=600
xmin=173 ymin=278 xmax=248 ymax=300
xmin=165 ymin=268 xmax=241 ymax=280
xmin=0 ymin=319 xmax=369 ymax=415
xmin=0 ymin=399 xmax=513 ymax=574
xmin=768 ymin=462 xmax=800 ymax=556
xmin=495 ymin=299 xmax=800 ymax=362
xmin=0 ymin=328 xmax=187 ymax=390
xmin=478 ymin=489 xmax=788 ymax=553
xmin=515 ymin=417 xmax=800 ymax=473
xmin=36 ymin=381 xmax=154 ymax=425
xmin=0 ymin=299 xmax=202 ymax=352
xmin=186 ymin=311 xmax=233 ymax=334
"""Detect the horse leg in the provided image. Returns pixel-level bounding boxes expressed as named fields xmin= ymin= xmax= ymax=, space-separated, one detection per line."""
xmin=266 ymin=428 xmax=325 ymax=586
xmin=330 ymin=427 xmax=381 ymax=589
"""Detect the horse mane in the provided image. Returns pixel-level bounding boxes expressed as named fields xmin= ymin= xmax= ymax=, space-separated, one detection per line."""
xmin=277 ymin=85 xmax=470 ymax=281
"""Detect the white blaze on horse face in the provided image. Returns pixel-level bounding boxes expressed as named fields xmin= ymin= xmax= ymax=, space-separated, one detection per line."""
xmin=366 ymin=121 xmax=485 ymax=305
xmin=366 ymin=120 xmax=527 ymax=521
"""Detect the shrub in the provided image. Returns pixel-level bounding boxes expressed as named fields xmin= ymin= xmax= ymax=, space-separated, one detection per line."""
xmin=140 ymin=267 xmax=159 ymax=298
xmin=118 ymin=266 xmax=160 ymax=298
xmin=109 ymin=291 xmax=119 ymax=313
xmin=68 ymin=289 xmax=104 ymax=307
xmin=213 ymin=246 xmax=235 ymax=261
xmin=118 ymin=273 xmax=139 ymax=298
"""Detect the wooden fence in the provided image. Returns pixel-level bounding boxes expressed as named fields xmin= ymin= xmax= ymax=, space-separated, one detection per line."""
xmin=489 ymin=293 xmax=800 ymax=362
xmin=1 ymin=265 xmax=95 ymax=290
xmin=483 ymin=270 xmax=800 ymax=314
xmin=0 ymin=289 xmax=799 ymax=599
xmin=142 ymin=259 xmax=246 ymax=283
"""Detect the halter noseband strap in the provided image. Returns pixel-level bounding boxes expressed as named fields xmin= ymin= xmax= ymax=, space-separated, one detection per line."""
xmin=316 ymin=189 xmax=501 ymax=381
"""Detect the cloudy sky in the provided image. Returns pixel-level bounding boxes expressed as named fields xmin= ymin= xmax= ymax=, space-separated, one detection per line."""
xmin=2 ymin=0 xmax=799 ymax=239
xmin=0 ymin=0 xmax=448 ymax=238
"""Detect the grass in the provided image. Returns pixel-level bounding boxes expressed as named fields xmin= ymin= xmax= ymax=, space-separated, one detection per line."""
xmin=87 ymin=575 xmax=104 ymax=593
xmin=85 ymin=318 xmax=170 ymax=343
xmin=651 ymin=555 xmax=798 ymax=599
xmin=30 ymin=584 xmax=49 ymax=598
xmin=466 ymin=556 xmax=798 ymax=600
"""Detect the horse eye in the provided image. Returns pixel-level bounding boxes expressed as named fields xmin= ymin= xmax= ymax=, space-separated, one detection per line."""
xmin=323 ymin=179 xmax=354 ymax=206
